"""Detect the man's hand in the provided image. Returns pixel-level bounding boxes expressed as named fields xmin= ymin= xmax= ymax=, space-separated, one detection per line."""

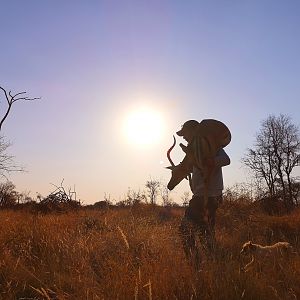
xmin=179 ymin=143 xmax=188 ymax=153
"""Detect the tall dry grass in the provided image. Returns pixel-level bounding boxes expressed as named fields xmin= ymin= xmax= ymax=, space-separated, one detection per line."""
xmin=0 ymin=202 xmax=299 ymax=299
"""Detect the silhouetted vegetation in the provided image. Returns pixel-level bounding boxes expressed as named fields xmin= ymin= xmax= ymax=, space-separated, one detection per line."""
xmin=0 ymin=86 xmax=40 ymax=133
xmin=243 ymin=114 xmax=300 ymax=212
xmin=145 ymin=178 xmax=161 ymax=205
xmin=0 ymin=85 xmax=39 ymax=177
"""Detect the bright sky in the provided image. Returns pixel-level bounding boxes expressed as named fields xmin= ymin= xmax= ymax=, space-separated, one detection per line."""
xmin=1 ymin=1 xmax=300 ymax=204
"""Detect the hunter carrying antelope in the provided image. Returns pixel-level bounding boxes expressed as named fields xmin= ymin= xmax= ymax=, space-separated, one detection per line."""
xmin=166 ymin=119 xmax=231 ymax=266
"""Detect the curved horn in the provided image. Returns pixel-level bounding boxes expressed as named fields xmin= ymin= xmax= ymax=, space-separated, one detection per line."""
xmin=167 ymin=135 xmax=176 ymax=167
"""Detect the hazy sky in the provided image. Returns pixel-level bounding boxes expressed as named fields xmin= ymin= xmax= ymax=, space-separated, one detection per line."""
xmin=1 ymin=1 xmax=300 ymax=204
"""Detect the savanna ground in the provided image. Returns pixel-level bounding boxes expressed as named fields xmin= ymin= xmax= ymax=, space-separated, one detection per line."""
xmin=0 ymin=200 xmax=300 ymax=299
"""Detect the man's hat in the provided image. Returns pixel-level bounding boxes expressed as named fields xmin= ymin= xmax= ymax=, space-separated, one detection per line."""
xmin=176 ymin=120 xmax=199 ymax=136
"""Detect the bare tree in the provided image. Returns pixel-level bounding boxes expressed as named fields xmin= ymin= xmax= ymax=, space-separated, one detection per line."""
xmin=145 ymin=178 xmax=161 ymax=205
xmin=0 ymin=137 xmax=23 ymax=177
xmin=243 ymin=144 xmax=277 ymax=198
xmin=0 ymin=181 xmax=18 ymax=207
xmin=161 ymin=184 xmax=172 ymax=207
xmin=276 ymin=115 xmax=300 ymax=204
xmin=181 ymin=191 xmax=190 ymax=207
xmin=125 ymin=188 xmax=146 ymax=206
xmin=242 ymin=114 xmax=300 ymax=210
xmin=39 ymin=179 xmax=81 ymax=212
xmin=0 ymin=86 xmax=40 ymax=133
xmin=0 ymin=86 xmax=39 ymax=176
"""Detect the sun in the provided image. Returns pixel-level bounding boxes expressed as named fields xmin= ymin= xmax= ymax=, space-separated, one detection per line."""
xmin=123 ymin=107 xmax=164 ymax=147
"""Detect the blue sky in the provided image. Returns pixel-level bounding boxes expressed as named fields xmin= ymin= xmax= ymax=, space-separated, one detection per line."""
xmin=1 ymin=1 xmax=300 ymax=204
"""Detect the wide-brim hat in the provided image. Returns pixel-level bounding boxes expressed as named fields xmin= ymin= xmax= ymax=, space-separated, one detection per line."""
xmin=176 ymin=119 xmax=199 ymax=136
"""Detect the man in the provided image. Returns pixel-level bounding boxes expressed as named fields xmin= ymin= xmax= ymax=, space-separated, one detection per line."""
xmin=176 ymin=119 xmax=230 ymax=262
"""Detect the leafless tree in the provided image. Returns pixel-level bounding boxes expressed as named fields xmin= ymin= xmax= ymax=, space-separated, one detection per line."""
xmin=0 ymin=137 xmax=23 ymax=177
xmin=276 ymin=115 xmax=300 ymax=204
xmin=181 ymin=191 xmax=190 ymax=207
xmin=242 ymin=114 xmax=300 ymax=211
xmin=0 ymin=86 xmax=40 ymax=133
xmin=161 ymin=184 xmax=172 ymax=206
xmin=39 ymin=179 xmax=81 ymax=212
xmin=0 ymin=181 xmax=18 ymax=207
xmin=243 ymin=145 xmax=277 ymax=198
xmin=0 ymin=86 xmax=39 ymax=176
xmin=145 ymin=178 xmax=161 ymax=205
xmin=125 ymin=188 xmax=146 ymax=206
xmin=16 ymin=190 xmax=33 ymax=204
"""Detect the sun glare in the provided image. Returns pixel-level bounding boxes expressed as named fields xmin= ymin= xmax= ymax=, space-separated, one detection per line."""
xmin=123 ymin=107 xmax=164 ymax=147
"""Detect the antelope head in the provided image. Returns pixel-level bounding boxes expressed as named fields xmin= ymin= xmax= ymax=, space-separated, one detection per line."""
xmin=166 ymin=136 xmax=194 ymax=190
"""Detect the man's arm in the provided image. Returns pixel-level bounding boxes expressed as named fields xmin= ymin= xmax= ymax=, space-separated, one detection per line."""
xmin=214 ymin=148 xmax=230 ymax=168
xmin=204 ymin=148 xmax=230 ymax=169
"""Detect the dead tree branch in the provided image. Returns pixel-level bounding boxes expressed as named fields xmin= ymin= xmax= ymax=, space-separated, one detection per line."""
xmin=0 ymin=86 xmax=40 ymax=133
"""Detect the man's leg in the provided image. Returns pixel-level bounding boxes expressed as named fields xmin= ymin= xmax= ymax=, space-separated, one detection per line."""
xmin=207 ymin=195 xmax=222 ymax=231
xmin=206 ymin=195 xmax=222 ymax=252
xmin=207 ymin=196 xmax=220 ymax=234
xmin=187 ymin=196 xmax=217 ymax=253
xmin=179 ymin=196 xmax=206 ymax=268
xmin=179 ymin=217 xmax=200 ymax=266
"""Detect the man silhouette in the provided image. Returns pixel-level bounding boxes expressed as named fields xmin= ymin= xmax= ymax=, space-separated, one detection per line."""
xmin=176 ymin=120 xmax=230 ymax=265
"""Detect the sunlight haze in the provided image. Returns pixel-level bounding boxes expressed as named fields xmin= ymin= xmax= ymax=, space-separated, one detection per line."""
xmin=122 ymin=105 xmax=165 ymax=147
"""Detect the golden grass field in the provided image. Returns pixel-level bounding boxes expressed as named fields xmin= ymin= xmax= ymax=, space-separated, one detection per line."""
xmin=0 ymin=201 xmax=299 ymax=299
